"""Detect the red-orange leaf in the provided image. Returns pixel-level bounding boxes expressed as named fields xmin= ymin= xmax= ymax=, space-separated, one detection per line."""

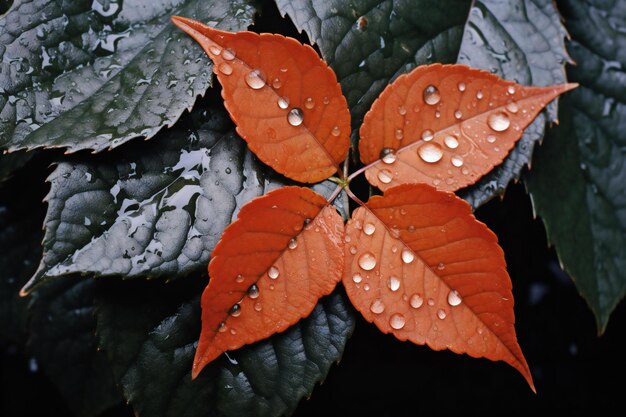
xmin=171 ymin=16 xmax=350 ymax=183
xmin=343 ymin=183 xmax=534 ymax=391
xmin=193 ymin=186 xmax=344 ymax=378
xmin=359 ymin=64 xmax=577 ymax=192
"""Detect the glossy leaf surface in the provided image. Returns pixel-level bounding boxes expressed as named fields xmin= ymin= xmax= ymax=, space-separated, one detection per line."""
xmin=343 ymin=184 xmax=534 ymax=390
xmin=172 ymin=17 xmax=350 ymax=183
xmin=194 ymin=186 xmax=344 ymax=376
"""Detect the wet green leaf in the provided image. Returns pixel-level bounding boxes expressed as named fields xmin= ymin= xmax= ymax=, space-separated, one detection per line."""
xmin=0 ymin=0 xmax=255 ymax=153
xmin=526 ymin=0 xmax=626 ymax=332
xmin=28 ymin=276 xmax=123 ymax=417
xmin=95 ymin=277 xmax=354 ymax=417
xmin=23 ymin=97 xmax=339 ymax=293
xmin=457 ymin=0 xmax=569 ymax=208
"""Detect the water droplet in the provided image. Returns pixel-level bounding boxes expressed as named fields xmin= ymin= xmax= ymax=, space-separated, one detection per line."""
xmin=254 ymin=302 xmax=262 ymax=311
xmin=230 ymin=328 xmax=237 ymax=335
xmin=370 ymin=299 xmax=385 ymax=314
xmin=235 ymin=274 xmax=244 ymax=283
xmin=447 ymin=290 xmax=462 ymax=306
xmin=288 ymin=108 xmax=304 ymax=126
xmin=461 ymin=167 xmax=469 ymax=175
xmin=380 ymin=148 xmax=397 ymax=164
xmin=218 ymin=62 xmax=233 ymax=75
xmin=229 ymin=303 xmax=241 ymax=317
xmin=454 ymin=110 xmax=462 ymax=119
xmin=352 ymin=273 xmax=363 ymax=283
xmin=278 ymin=96 xmax=290 ymax=109
xmin=423 ymin=85 xmax=441 ymax=105
xmin=458 ymin=82 xmax=466 ymax=92
xmin=222 ymin=48 xmax=236 ymax=60
xmin=401 ymin=249 xmax=414 ymax=264
xmin=435 ymin=111 xmax=441 ymax=118
xmin=437 ymin=308 xmax=447 ymax=319
xmin=357 ymin=15 xmax=368 ymax=30
xmin=364 ymin=223 xmax=376 ymax=235
xmin=331 ymin=126 xmax=340 ymax=136
xmin=409 ymin=294 xmax=424 ymax=309
xmin=390 ymin=313 xmax=406 ymax=329
xmin=358 ymin=252 xmax=377 ymax=270
xmin=245 ymin=69 xmax=266 ymax=89
xmin=506 ymin=101 xmax=519 ymax=113
xmin=398 ymin=106 xmax=407 ymax=115
xmin=377 ymin=169 xmax=393 ymax=184
xmin=486 ymin=134 xmax=496 ymax=143
xmin=421 ymin=129 xmax=434 ymax=141
xmin=209 ymin=46 xmax=221 ymax=55
xmin=395 ymin=129 xmax=403 ymax=140
xmin=507 ymin=85 xmax=516 ymax=95
xmin=487 ymin=111 xmax=511 ymax=131
xmin=418 ymin=143 xmax=443 ymax=163
xmin=272 ymin=77 xmax=282 ymax=89
xmin=218 ymin=322 xmax=227 ymax=332
xmin=451 ymin=155 xmax=464 ymax=167
xmin=248 ymin=284 xmax=260 ymax=299
xmin=476 ymin=90 xmax=484 ymax=99
xmin=428 ymin=298 xmax=435 ymax=306
xmin=364 ymin=284 xmax=370 ymax=291
xmin=268 ymin=266 xmax=279 ymax=279
xmin=350 ymin=246 xmax=358 ymax=255
xmin=288 ymin=237 xmax=298 ymax=249
xmin=323 ymin=96 xmax=330 ymax=105
xmin=437 ymin=262 xmax=446 ymax=270
xmin=388 ymin=276 xmax=401 ymax=292
xmin=444 ymin=135 xmax=459 ymax=149
xmin=305 ymin=97 xmax=315 ymax=109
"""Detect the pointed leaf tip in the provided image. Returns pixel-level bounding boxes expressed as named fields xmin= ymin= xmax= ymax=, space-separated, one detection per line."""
xmin=359 ymin=64 xmax=577 ymax=193
xmin=172 ymin=17 xmax=351 ymax=183
xmin=343 ymin=183 xmax=534 ymax=391
xmin=193 ymin=187 xmax=345 ymax=376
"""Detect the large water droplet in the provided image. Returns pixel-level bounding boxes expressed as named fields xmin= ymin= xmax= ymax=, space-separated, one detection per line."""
xmin=421 ymin=129 xmax=434 ymax=141
xmin=218 ymin=62 xmax=233 ymax=75
xmin=288 ymin=237 xmax=298 ymax=249
xmin=377 ymin=169 xmax=393 ymax=184
xmin=370 ymin=299 xmax=385 ymax=314
xmin=487 ymin=111 xmax=511 ymax=131
xmin=380 ymin=147 xmax=397 ymax=164
xmin=358 ymin=252 xmax=377 ymax=270
xmin=409 ymin=293 xmax=424 ymax=309
xmin=444 ymin=135 xmax=459 ymax=149
xmin=364 ymin=223 xmax=376 ymax=235
xmin=390 ymin=313 xmax=406 ymax=329
xmin=401 ymin=249 xmax=414 ymax=264
xmin=418 ymin=143 xmax=443 ymax=163
xmin=278 ymin=96 xmax=289 ymax=109
xmin=423 ymin=85 xmax=441 ymax=105
xmin=352 ymin=273 xmax=363 ymax=283
xmin=447 ymin=289 xmax=462 ymax=306
xmin=248 ymin=284 xmax=260 ymax=299
xmin=245 ymin=69 xmax=266 ymax=89
xmin=229 ymin=303 xmax=241 ymax=317
xmin=222 ymin=48 xmax=236 ymax=60
xmin=268 ymin=265 xmax=279 ymax=279
xmin=288 ymin=108 xmax=304 ymax=126
xmin=388 ymin=276 xmax=401 ymax=292
xmin=437 ymin=308 xmax=447 ymax=319
xmin=451 ymin=155 xmax=464 ymax=167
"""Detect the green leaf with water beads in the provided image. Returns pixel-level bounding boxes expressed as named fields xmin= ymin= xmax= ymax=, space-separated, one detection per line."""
xmin=0 ymin=0 xmax=255 ymax=157
xmin=526 ymin=0 xmax=626 ymax=333
xmin=95 ymin=276 xmax=354 ymax=417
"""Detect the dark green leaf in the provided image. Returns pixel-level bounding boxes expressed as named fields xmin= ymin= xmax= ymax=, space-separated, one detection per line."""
xmin=95 ymin=277 xmax=354 ymax=417
xmin=27 ymin=276 xmax=123 ymax=417
xmin=0 ymin=0 xmax=255 ymax=153
xmin=526 ymin=0 xmax=626 ymax=332
xmin=457 ymin=0 xmax=570 ymax=208
xmin=23 ymin=96 xmax=339 ymax=293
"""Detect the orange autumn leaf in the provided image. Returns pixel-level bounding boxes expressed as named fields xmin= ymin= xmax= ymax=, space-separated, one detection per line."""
xmin=171 ymin=16 xmax=350 ymax=183
xmin=193 ymin=186 xmax=344 ymax=378
xmin=359 ymin=64 xmax=577 ymax=192
xmin=343 ymin=183 xmax=534 ymax=391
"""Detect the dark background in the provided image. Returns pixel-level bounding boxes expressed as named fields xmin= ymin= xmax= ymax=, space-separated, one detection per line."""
xmin=2 ymin=2 xmax=625 ymax=416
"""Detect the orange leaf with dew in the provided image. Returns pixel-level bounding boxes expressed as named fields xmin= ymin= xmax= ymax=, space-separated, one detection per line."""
xmin=171 ymin=16 xmax=350 ymax=183
xmin=193 ymin=186 xmax=344 ymax=378
xmin=359 ymin=64 xmax=577 ymax=192
xmin=343 ymin=183 xmax=534 ymax=391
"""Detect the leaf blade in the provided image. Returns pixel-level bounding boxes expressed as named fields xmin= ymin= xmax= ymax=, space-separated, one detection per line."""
xmin=359 ymin=64 xmax=576 ymax=192
xmin=195 ymin=186 xmax=344 ymax=376
xmin=172 ymin=17 xmax=350 ymax=183
xmin=343 ymin=183 xmax=533 ymax=390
